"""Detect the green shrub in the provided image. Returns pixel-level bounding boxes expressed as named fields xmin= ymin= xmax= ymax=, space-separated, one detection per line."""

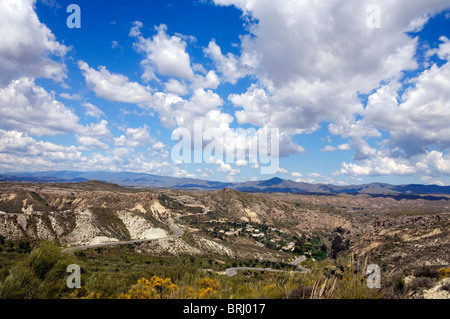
xmin=414 ymin=266 xmax=439 ymax=279
xmin=312 ymin=250 xmax=327 ymax=261
xmin=287 ymin=284 xmax=313 ymax=299
xmin=0 ymin=241 xmax=73 ymax=299
xmin=392 ymin=277 xmax=406 ymax=297
xmin=0 ymin=266 xmax=40 ymax=299
xmin=409 ymin=277 xmax=436 ymax=291
xmin=27 ymin=242 xmax=63 ymax=279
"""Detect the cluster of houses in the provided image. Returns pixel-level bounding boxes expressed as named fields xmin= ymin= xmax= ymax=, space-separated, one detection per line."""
xmin=215 ymin=224 xmax=266 ymax=238
xmin=280 ymin=241 xmax=296 ymax=251
xmin=208 ymin=222 xmax=297 ymax=252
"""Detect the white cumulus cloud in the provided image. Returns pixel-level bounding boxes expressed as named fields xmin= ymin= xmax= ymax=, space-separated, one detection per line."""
xmin=131 ymin=23 xmax=195 ymax=81
xmin=0 ymin=0 xmax=68 ymax=86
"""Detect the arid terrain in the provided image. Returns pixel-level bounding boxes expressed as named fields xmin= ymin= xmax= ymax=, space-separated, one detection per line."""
xmin=0 ymin=181 xmax=448 ymax=299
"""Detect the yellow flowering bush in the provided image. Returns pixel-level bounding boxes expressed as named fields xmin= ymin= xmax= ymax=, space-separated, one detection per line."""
xmin=197 ymin=278 xmax=220 ymax=291
xmin=439 ymin=268 xmax=450 ymax=279
xmin=263 ymin=284 xmax=277 ymax=291
xmin=70 ymin=286 xmax=105 ymax=299
xmin=119 ymin=276 xmax=178 ymax=299
xmin=230 ymin=283 xmax=254 ymax=296
xmin=193 ymin=278 xmax=220 ymax=298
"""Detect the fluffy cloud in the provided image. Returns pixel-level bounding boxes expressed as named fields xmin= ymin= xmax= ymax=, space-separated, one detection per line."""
xmin=78 ymin=61 xmax=272 ymax=166
xmin=420 ymin=176 xmax=445 ymax=186
xmin=291 ymin=172 xmax=303 ymax=178
xmin=149 ymin=88 xmax=224 ymax=128
xmin=113 ymin=126 xmax=153 ymax=148
xmin=0 ymin=128 xmax=189 ymax=176
xmin=78 ymin=61 xmax=152 ymax=103
xmin=216 ymin=0 xmax=449 ymax=85
xmin=80 ymin=60 xmax=303 ymax=165
xmin=338 ymin=157 xmax=413 ymax=176
xmin=76 ymin=135 xmax=109 ymax=151
xmin=0 ymin=77 xmax=111 ymax=155
xmin=60 ymin=93 xmax=82 ymax=101
xmin=321 ymin=144 xmax=351 ymax=152
xmin=191 ymin=70 xmax=221 ymax=90
xmin=131 ymin=23 xmax=194 ymax=81
xmin=82 ymin=103 xmax=105 ymax=119
xmin=0 ymin=77 xmax=81 ymax=136
xmin=78 ymin=61 xmax=222 ymax=132
xmin=215 ymin=0 xmax=450 ymax=135
xmin=132 ymin=23 xmax=220 ymax=91
xmin=213 ymin=158 xmax=240 ymax=176
xmin=6 ymin=0 xmax=448 ymax=181
xmin=365 ymin=58 xmax=450 ymax=158
xmin=336 ymin=150 xmax=450 ymax=177
xmin=204 ymin=39 xmax=253 ymax=84
xmin=150 ymin=141 xmax=169 ymax=158
xmin=426 ymin=36 xmax=450 ymax=60
xmin=436 ymin=36 xmax=450 ymax=60
xmin=0 ymin=129 xmax=84 ymax=171
xmin=164 ymin=79 xmax=188 ymax=95
xmin=212 ymin=0 xmax=450 ymax=178
xmin=82 ymin=120 xmax=111 ymax=140
xmin=0 ymin=0 xmax=68 ymax=86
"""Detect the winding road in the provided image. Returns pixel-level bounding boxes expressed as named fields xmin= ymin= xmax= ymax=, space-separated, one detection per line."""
xmin=61 ymin=206 xmax=208 ymax=254
xmin=61 ymin=205 xmax=309 ymax=276
xmin=225 ymin=256 xmax=309 ymax=277
xmin=61 ymin=224 xmax=183 ymax=254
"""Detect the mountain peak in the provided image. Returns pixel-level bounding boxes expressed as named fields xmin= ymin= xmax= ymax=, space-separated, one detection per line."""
xmin=259 ymin=177 xmax=285 ymax=186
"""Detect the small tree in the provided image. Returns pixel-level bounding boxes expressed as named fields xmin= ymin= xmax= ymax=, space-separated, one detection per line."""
xmin=331 ymin=235 xmax=346 ymax=259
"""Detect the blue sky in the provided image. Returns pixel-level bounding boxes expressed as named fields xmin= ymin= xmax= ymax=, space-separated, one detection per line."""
xmin=1 ymin=0 xmax=450 ymax=185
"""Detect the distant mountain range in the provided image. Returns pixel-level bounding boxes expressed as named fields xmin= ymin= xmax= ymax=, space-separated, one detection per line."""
xmin=1 ymin=171 xmax=450 ymax=196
